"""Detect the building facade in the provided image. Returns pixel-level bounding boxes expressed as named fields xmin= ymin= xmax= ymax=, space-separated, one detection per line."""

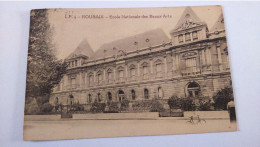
xmin=50 ymin=7 xmax=231 ymax=107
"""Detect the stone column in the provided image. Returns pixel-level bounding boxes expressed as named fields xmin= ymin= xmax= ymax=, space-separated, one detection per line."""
xmin=125 ymin=64 xmax=128 ymax=82
xmin=164 ymin=56 xmax=167 ymax=76
xmin=137 ymin=61 xmax=140 ymax=81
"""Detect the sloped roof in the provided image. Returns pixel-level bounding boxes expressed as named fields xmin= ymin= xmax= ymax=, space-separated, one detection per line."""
xmin=209 ymin=13 xmax=225 ymax=33
xmin=170 ymin=7 xmax=206 ymax=33
xmin=67 ymin=39 xmax=94 ymax=59
xmin=89 ymin=28 xmax=170 ymax=60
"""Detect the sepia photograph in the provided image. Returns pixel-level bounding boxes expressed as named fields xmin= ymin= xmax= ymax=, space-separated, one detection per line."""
xmin=23 ymin=5 xmax=237 ymax=141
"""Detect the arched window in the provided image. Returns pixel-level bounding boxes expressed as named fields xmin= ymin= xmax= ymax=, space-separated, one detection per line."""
xmin=158 ymin=87 xmax=163 ymax=98
xmin=118 ymin=90 xmax=125 ymax=102
xmin=107 ymin=92 xmax=112 ymax=101
xmin=187 ymin=82 xmax=200 ymax=97
xmin=131 ymin=90 xmax=136 ymax=100
xmin=144 ymin=88 xmax=149 ymax=99
xmin=97 ymin=93 xmax=101 ymax=102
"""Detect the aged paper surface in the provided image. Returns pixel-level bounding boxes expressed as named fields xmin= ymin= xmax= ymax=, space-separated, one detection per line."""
xmin=24 ymin=6 xmax=237 ymax=141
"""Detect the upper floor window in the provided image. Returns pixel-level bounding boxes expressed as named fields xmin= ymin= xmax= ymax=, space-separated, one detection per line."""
xmin=143 ymin=66 xmax=148 ymax=80
xmin=130 ymin=68 xmax=136 ymax=81
xmin=185 ymin=33 xmax=191 ymax=41
xmin=192 ymin=31 xmax=198 ymax=40
xmin=178 ymin=34 xmax=183 ymax=43
xmin=71 ymin=78 xmax=76 ymax=89
xmin=75 ymin=60 xmax=78 ymax=66
xmin=89 ymin=75 xmax=94 ymax=86
xmin=97 ymin=73 xmax=102 ymax=85
xmin=156 ymin=63 xmax=162 ymax=78
xmin=119 ymin=70 xmax=124 ymax=82
xmin=72 ymin=61 xmax=74 ymax=67
xmin=108 ymin=71 xmax=113 ymax=83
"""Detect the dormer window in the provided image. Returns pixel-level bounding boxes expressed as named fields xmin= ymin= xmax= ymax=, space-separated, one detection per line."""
xmin=185 ymin=33 xmax=191 ymax=41
xmin=178 ymin=34 xmax=183 ymax=43
xmin=192 ymin=31 xmax=198 ymax=40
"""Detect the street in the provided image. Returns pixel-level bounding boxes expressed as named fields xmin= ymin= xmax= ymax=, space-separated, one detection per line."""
xmin=23 ymin=119 xmax=237 ymax=141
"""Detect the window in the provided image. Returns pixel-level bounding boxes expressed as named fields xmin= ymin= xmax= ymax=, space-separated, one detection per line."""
xmin=75 ymin=60 xmax=78 ymax=66
xmin=185 ymin=58 xmax=197 ymax=72
xmin=130 ymin=68 xmax=136 ymax=81
xmin=143 ymin=66 xmax=148 ymax=80
xmin=156 ymin=63 xmax=162 ymax=78
xmin=131 ymin=90 xmax=136 ymax=100
xmin=108 ymin=71 xmax=113 ymax=83
xmin=107 ymin=92 xmax=112 ymax=101
xmin=158 ymin=87 xmax=163 ymax=98
xmin=88 ymin=94 xmax=92 ymax=103
xmin=97 ymin=74 xmax=102 ymax=85
xmin=192 ymin=31 xmax=198 ymax=40
xmin=89 ymin=75 xmax=94 ymax=86
xmin=71 ymin=78 xmax=76 ymax=89
xmin=119 ymin=70 xmax=124 ymax=82
xmin=187 ymin=82 xmax=200 ymax=97
xmin=144 ymin=89 xmax=149 ymax=99
xmin=185 ymin=33 xmax=191 ymax=41
xmin=72 ymin=61 xmax=74 ymax=67
xmin=97 ymin=93 xmax=101 ymax=102
xmin=178 ymin=34 xmax=183 ymax=43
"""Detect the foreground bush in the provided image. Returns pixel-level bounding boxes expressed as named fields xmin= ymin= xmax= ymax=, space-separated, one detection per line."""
xmin=90 ymin=101 xmax=106 ymax=113
xmin=120 ymin=99 xmax=130 ymax=111
xmin=107 ymin=102 xmax=120 ymax=113
xmin=150 ymin=99 xmax=165 ymax=112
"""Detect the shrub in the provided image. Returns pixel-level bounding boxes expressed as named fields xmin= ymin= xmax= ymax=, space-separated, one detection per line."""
xmin=168 ymin=96 xmax=181 ymax=111
xmin=180 ymin=98 xmax=194 ymax=111
xmin=132 ymin=100 xmax=153 ymax=111
xmin=108 ymin=102 xmax=120 ymax=113
xmin=150 ymin=99 xmax=165 ymax=112
xmin=40 ymin=103 xmax=53 ymax=113
xmin=213 ymin=87 xmax=233 ymax=110
xmin=90 ymin=101 xmax=106 ymax=113
xmin=71 ymin=103 xmax=84 ymax=111
xmin=197 ymin=102 xmax=212 ymax=111
xmin=120 ymin=99 xmax=130 ymax=111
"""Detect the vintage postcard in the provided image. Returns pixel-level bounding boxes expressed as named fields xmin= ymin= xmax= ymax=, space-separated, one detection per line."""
xmin=24 ymin=5 xmax=237 ymax=141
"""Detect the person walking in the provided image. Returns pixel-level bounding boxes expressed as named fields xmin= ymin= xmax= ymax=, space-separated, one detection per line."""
xmin=227 ymin=99 xmax=236 ymax=122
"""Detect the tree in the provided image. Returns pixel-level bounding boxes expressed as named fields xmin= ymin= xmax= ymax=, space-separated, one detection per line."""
xmin=213 ymin=87 xmax=233 ymax=110
xmin=25 ymin=9 xmax=67 ymax=106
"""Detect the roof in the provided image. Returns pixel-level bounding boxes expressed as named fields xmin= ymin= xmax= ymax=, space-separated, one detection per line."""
xmin=170 ymin=7 xmax=206 ymax=33
xmin=209 ymin=13 xmax=225 ymax=33
xmin=89 ymin=28 xmax=170 ymax=60
xmin=67 ymin=39 xmax=94 ymax=59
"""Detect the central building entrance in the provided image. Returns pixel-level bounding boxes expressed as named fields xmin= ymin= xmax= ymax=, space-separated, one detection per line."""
xmin=118 ymin=90 xmax=125 ymax=102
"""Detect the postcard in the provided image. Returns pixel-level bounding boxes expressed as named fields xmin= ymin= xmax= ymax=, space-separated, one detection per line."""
xmin=24 ymin=5 xmax=237 ymax=141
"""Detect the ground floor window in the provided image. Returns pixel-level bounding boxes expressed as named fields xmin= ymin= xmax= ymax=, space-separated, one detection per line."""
xmin=118 ymin=90 xmax=125 ymax=102
xmin=187 ymin=82 xmax=200 ymax=97
xmin=97 ymin=93 xmax=101 ymax=102
xmin=88 ymin=94 xmax=92 ymax=103
xmin=144 ymin=88 xmax=149 ymax=99
xmin=131 ymin=90 xmax=136 ymax=100
xmin=158 ymin=87 xmax=163 ymax=98
xmin=107 ymin=92 xmax=112 ymax=101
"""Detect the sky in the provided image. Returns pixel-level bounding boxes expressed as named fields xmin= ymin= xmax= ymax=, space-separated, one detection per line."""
xmin=48 ymin=6 xmax=222 ymax=59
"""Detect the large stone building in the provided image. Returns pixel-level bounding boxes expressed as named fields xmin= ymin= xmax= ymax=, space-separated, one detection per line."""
xmin=50 ymin=7 xmax=231 ymax=106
